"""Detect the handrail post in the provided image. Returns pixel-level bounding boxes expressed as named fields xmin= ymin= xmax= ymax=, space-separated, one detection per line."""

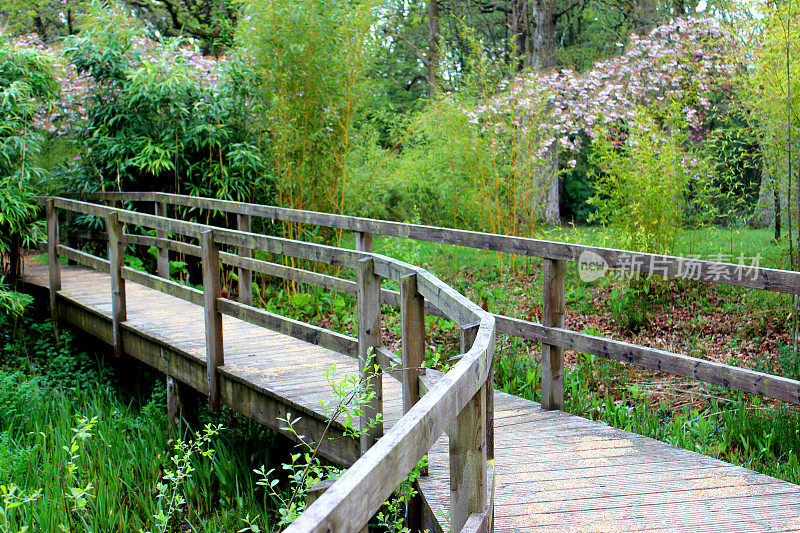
xmin=106 ymin=212 xmax=127 ymax=358
xmin=237 ymin=213 xmax=253 ymax=306
xmin=401 ymin=273 xmax=426 ymax=531
xmin=357 ymin=257 xmax=383 ymax=453
xmin=202 ymin=230 xmax=224 ymax=411
xmin=355 ymin=231 xmax=373 ymax=252
xmin=401 ymin=274 xmax=425 ymax=413
xmin=46 ymin=199 xmax=61 ymax=329
xmin=155 ymin=200 xmax=169 ymax=278
xmin=461 ymin=322 xmax=494 ymax=463
xmin=450 ymin=344 xmax=490 ymax=532
xmin=541 ymin=258 xmax=565 ymax=410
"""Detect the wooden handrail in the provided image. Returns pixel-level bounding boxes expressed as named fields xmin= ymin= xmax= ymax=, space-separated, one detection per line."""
xmin=44 ymin=196 xmax=497 ymax=532
xmin=88 ymin=191 xmax=800 ymax=294
xmin=51 ymin=195 xmax=800 ymax=407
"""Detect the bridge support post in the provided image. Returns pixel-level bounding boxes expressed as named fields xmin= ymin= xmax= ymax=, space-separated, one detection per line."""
xmin=106 ymin=212 xmax=126 ymax=358
xmin=166 ymin=375 xmax=180 ymax=440
xmin=541 ymin=258 xmax=565 ymax=410
xmin=155 ymin=200 xmax=170 ymax=279
xmin=357 ymin=257 xmax=382 ymax=454
xmin=237 ymin=213 xmax=253 ymax=306
xmin=202 ymin=230 xmax=224 ymax=411
xmin=401 ymin=273 xmax=426 ymax=530
xmin=401 ymin=273 xmax=424 ymax=414
xmin=46 ymin=199 xmax=61 ymax=331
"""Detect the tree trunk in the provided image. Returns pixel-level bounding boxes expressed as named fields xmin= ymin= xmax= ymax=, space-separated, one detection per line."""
xmin=427 ymin=0 xmax=440 ymax=97
xmin=775 ymin=186 xmax=782 ymax=240
xmin=632 ymin=0 xmax=657 ymax=34
xmin=511 ymin=0 xmax=531 ymax=71
xmin=33 ymin=16 xmax=47 ymax=42
xmin=8 ymin=233 xmax=20 ymax=288
xmin=530 ymin=0 xmax=555 ymax=70
xmin=529 ymin=0 xmax=559 ymax=224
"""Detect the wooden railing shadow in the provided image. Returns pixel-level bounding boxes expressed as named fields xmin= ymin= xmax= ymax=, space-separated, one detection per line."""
xmin=43 ymin=197 xmax=496 ymax=532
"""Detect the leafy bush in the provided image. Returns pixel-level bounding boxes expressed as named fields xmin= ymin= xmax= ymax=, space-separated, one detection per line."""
xmin=588 ymin=106 xmax=713 ymax=254
xmin=0 ymin=39 xmax=57 ymax=274
xmin=62 ymin=7 xmax=270 ymax=204
xmin=0 ymin=312 xmax=111 ymax=390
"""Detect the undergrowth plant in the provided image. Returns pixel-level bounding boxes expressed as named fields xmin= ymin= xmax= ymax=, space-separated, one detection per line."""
xmin=145 ymin=424 xmax=222 ymax=533
xmin=248 ymin=362 xmax=424 ymax=532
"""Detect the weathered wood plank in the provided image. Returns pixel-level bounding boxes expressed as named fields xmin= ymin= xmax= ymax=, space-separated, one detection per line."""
xmin=57 ymin=245 xmax=110 ymax=273
xmin=401 ymin=274 xmax=425 ymax=414
xmin=373 ymin=346 xmax=403 ymax=379
xmin=450 ymin=380 xmax=488 ymax=532
xmin=155 ymin=201 xmax=170 ymax=278
xmin=497 ymin=315 xmax=800 ymax=405
xmin=400 ymin=273 xmax=426 ymax=530
xmin=46 ymin=199 xmax=61 ymax=327
xmin=91 ymin=192 xmax=800 ymax=294
xmin=121 ymin=267 xmax=204 ymax=306
xmin=356 ymin=231 xmax=373 ymax=253
xmin=237 ymin=213 xmax=253 ymax=306
xmin=458 ymin=323 xmax=493 ymax=461
xmin=216 ymin=298 xmax=358 ymax=357
xmin=48 ymin=196 xmax=800 ymax=404
xmin=373 ymin=256 xmax=484 ymax=328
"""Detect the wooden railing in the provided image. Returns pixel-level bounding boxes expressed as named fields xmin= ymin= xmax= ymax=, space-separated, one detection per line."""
xmin=88 ymin=192 xmax=800 ymax=408
xmin=43 ymin=196 xmax=496 ymax=532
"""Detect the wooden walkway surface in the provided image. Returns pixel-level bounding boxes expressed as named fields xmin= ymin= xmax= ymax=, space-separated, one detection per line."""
xmin=23 ymin=261 xmax=800 ymax=532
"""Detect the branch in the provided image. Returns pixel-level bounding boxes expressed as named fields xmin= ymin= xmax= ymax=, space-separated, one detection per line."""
xmin=381 ymin=28 xmax=430 ymax=68
xmin=391 ymin=73 xmax=428 ymax=91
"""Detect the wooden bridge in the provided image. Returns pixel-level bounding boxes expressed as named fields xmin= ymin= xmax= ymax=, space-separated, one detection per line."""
xmin=20 ymin=193 xmax=800 ymax=532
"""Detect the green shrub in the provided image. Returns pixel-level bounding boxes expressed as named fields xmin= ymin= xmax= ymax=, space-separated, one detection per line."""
xmin=63 ymin=6 xmax=270 ymax=205
xmin=588 ymin=106 xmax=714 ymax=254
xmin=609 ymin=284 xmax=648 ymax=332
xmin=0 ymin=39 xmax=57 ymax=275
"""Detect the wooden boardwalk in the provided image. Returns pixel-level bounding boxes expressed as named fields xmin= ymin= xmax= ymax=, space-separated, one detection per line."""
xmin=23 ymin=261 xmax=800 ymax=532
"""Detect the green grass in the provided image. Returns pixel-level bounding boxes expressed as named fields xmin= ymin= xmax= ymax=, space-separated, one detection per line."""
xmin=0 ymin=311 xmax=287 ymax=532
xmin=340 ymin=225 xmax=792 ymax=289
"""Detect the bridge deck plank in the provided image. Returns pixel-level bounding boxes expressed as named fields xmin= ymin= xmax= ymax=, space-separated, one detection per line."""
xmin=22 ymin=261 xmax=800 ymax=532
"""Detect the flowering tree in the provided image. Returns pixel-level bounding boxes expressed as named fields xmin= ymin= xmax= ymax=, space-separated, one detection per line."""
xmin=465 ymin=17 xmax=736 ymax=225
